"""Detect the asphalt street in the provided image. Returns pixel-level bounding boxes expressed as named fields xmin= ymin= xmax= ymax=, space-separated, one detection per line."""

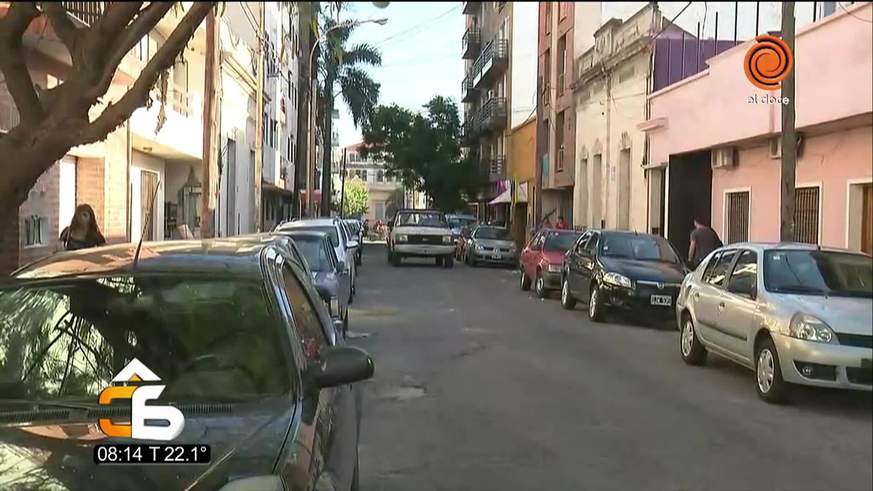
xmin=348 ymin=243 xmax=873 ymax=491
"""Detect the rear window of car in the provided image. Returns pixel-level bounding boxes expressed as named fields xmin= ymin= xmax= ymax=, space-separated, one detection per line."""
xmin=704 ymin=250 xmax=737 ymax=288
xmin=0 ymin=275 xmax=291 ymax=404
xmin=290 ymin=236 xmax=333 ymax=272
xmin=544 ymin=231 xmax=582 ymax=252
xmin=475 ymin=227 xmax=511 ymax=240
xmin=289 ymin=226 xmax=339 ymax=247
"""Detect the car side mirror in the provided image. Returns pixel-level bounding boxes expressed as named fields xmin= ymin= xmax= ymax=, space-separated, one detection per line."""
xmin=303 ymin=346 xmax=374 ymax=392
xmin=337 ymin=260 xmax=347 ymax=273
xmin=315 ymin=283 xmax=331 ymax=303
xmin=346 ymin=240 xmax=359 ymax=250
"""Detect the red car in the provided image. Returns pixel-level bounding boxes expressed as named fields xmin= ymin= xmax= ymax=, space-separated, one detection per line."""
xmin=519 ymin=228 xmax=584 ymax=298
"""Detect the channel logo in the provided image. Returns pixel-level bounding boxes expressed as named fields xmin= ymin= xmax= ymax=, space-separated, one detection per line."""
xmin=744 ymin=34 xmax=793 ymax=91
xmin=98 ymin=358 xmax=185 ymax=441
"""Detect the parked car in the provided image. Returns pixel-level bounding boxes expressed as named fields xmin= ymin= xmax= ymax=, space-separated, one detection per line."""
xmin=520 ymin=228 xmax=584 ymax=298
xmin=676 ymin=243 xmax=872 ymax=403
xmin=5 ymin=240 xmax=374 ymax=490
xmin=464 ymin=225 xmax=517 ymax=268
xmin=447 ymin=214 xmax=477 ymax=240
xmin=278 ymin=230 xmax=352 ymax=334
xmin=560 ymin=229 xmax=689 ymax=321
xmin=387 ymin=209 xmax=455 ymax=267
xmin=225 ymin=232 xmax=314 ymax=279
xmin=277 ymin=217 xmax=359 ymax=301
xmin=455 ymin=225 xmax=474 ymax=260
xmin=343 ymin=219 xmax=364 ymax=266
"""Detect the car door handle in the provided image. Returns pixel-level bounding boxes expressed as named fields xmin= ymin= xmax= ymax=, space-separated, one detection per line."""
xmin=693 ymin=291 xmax=700 ymax=301
xmin=718 ymin=301 xmax=726 ymax=311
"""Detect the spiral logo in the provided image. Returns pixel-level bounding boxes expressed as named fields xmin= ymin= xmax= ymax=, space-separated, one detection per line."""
xmin=744 ymin=35 xmax=793 ymax=90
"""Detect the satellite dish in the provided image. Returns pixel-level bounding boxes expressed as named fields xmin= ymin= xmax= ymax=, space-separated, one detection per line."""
xmin=372 ymin=2 xmax=389 ymax=8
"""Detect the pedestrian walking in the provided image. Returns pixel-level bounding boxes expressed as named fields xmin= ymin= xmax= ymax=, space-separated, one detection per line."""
xmin=59 ymin=204 xmax=106 ymax=251
xmin=687 ymin=216 xmax=723 ymax=269
xmin=555 ymin=216 xmax=569 ymax=230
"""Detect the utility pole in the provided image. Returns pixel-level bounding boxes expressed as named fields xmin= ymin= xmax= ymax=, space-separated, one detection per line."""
xmin=306 ymin=32 xmax=318 ymax=218
xmin=254 ymin=2 xmax=265 ymax=233
xmin=779 ymin=1 xmax=796 ymax=242
xmin=339 ymin=148 xmax=348 ymax=218
xmin=201 ymin=8 xmax=219 ymax=238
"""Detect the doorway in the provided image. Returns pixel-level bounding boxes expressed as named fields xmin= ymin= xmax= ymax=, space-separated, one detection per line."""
xmin=591 ymin=154 xmax=603 ymax=227
xmin=140 ymin=170 xmax=159 ymax=241
xmin=667 ymin=151 xmax=712 ymax=256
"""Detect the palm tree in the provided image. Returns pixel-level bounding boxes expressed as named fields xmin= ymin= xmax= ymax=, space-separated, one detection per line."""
xmin=317 ymin=17 xmax=381 ymax=215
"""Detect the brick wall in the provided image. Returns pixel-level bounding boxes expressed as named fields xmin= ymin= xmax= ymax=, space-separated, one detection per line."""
xmin=18 ymin=162 xmax=61 ymax=267
xmin=76 ymin=157 xmax=106 ymax=234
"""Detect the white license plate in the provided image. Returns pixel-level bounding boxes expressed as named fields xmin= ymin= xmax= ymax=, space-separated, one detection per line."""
xmin=650 ymin=295 xmax=672 ymax=306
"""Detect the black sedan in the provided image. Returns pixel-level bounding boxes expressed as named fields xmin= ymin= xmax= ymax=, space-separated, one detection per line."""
xmin=560 ymin=230 xmax=689 ymax=322
xmin=2 ymin=240 xmax=373 ymax=490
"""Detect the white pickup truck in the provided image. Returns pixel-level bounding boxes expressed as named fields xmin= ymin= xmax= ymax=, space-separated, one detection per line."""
xmin=387 ymin=209 xmax=455 ymax=268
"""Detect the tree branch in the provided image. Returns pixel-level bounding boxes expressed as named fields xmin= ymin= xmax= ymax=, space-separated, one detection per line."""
xmin=82 ymin=2 xmax=214 ymax=143
xmin=41 ymin=2 xmax=82 ymax=63
xmin=0 ymin=2 xmax=43 ymax=124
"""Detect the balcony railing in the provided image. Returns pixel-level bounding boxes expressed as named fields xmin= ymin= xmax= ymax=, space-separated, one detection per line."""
xmin=471 ymin=38 xmax=509 ymax=89
xmin=171 ymin=85 xmax=190 ymax=117
xmin=488 ymin=155 xmax=506 ymax=179
xmin=477 ymin=96 xmax=507 ymax=134
xmin=60 ymin=2 xmax=106 ymax=26
xmin=462 ymin=28 xmax=481 ymax=60
xmin=461 ymin=76 xmax=478 ymax=103
xmin=461 ymin=116 xmax=479 ymax=146
xmin=462 ymin=2 xmax=479 ymax=15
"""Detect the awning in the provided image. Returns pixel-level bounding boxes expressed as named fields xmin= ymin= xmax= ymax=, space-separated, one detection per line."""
xmin=488 ymin=188 xmax=512 ymax=205
xmin=262 ymin=181 xmax=293 ymax=196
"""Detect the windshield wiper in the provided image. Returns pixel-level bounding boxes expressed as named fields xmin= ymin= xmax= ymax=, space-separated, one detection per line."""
xmin=0 ymin=399 xmax=100 ymax=410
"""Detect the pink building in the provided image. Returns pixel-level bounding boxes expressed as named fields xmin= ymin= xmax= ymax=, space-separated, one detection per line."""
xmin=640 ymin=2 xmax=872 ymax=257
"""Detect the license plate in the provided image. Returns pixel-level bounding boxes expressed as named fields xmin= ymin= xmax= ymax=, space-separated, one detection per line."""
xmin=492 ymin=254 xmax=502 ymax=260
xmin=650 ymin=295 xmax=672 ymax=306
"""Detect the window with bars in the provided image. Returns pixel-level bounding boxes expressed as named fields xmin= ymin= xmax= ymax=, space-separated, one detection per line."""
xmin=725 ymin=191 xmax=750 ymax=244
xmin=794 ymin=186 xmax=820 ymax=244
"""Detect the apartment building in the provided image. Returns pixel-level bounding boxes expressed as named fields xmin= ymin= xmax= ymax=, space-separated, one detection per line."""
xmin=461 ymin=1 xmax=511 ymax=222
xmin=537 ymin=2 xmax=575 ymax=226
xmin=333 ymin=143 xmax=405 ymax=222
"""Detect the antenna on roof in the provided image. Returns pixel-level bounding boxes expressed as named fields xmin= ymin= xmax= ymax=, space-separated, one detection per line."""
xmin=134 ymin=179 xmax=162 ymax=268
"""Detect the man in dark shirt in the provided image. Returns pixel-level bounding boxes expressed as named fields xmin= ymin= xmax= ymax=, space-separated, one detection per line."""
xmin=688 ymin=217 xmax=723 ymax=269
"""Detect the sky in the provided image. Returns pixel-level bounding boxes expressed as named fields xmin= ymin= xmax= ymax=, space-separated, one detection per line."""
xmin=333 ymin=2 xmax=465 ymax=149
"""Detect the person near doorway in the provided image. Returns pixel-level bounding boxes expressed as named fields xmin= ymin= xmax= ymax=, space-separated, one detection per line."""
xmin=540 ymin=217 xmax=553 ymax=230
xmin=59 ymin=204 xmax=106 ymax=251
xmin=555 ymin=216 xmax=569 ymax=230
xmin=687 ymin=216 xmax=722 ymax=269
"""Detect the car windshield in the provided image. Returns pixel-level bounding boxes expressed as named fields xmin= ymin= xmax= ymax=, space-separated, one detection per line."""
xmin=544 ymin=231 xmax=583 ymax=252
xmin=290 ymin=236 xmax=333 ymax=272
xmin=600 ymin=234 xmax=680 ymax=263
xmin=763 ymin=250 xmax=873 ymax=297
xmin=475 ymin=227 xmax=510 ymax=240
xmin=0 ymin=276 xmax=290 ymax=404
xmin=288 ymin=226 xmax=339 ymax=247
xmin=396 ymin=211 xmax=448 ymax=228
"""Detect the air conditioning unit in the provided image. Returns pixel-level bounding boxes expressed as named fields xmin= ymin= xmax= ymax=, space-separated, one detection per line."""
xmin=711 ymin=147 xmax=737 ymax=169
xmin=769 ymin=134 xmax=804 ymax=159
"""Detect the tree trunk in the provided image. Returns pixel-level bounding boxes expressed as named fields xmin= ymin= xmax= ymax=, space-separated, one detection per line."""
xmin=320 ymin=77 xmax=335 ymax=217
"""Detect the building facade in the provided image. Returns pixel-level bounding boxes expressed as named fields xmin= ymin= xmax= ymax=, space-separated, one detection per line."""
xmin=642 ymin=2 xmax=872 ymax=255
xmin=333 ymin=143 xmax=412 ymax=222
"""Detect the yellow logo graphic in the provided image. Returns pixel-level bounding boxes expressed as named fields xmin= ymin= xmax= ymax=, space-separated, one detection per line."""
xmin=98 ymin=359 xmax=185 ymax=441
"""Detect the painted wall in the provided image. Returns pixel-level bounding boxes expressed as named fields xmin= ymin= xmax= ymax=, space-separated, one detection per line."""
xmin=509 ymin=118 xmax=537 ymax=184
xmin=647 ymin=2 xmax=873 ymax=166
xmin=711 ymin=126 xmax=872 ymax=249
xmin=130 ymin=150 xmax=166 ymax=243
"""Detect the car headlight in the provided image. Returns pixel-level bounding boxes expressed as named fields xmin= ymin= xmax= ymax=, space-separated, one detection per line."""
xmin=475 ymin=244 xmax=484 ymax=251
xmin=603 ymin=272 xmax=633 ymax=289
xmin=442 ymin=235 xmax=453 ymax=244
xmin=547 ymin=263 xmax=562 ymax=273
xmin=788 ymin=313 xmax=836 ymax=344
xmin=396 ymin=234 xmax=408 ymax=242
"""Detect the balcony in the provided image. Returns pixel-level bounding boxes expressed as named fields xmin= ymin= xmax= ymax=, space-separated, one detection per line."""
xmin=461 ymin=117 xmax=479 ymax=146
xmin=462 ymin=28 xmax=480 ymax=60
xmin=461 ymin=76 xmax=478 ymax=103
xmin=471 ymin=38 xmax=509 ymax=89
xmin=477 ymin=97 xmax=507 ymax=134
xmin=60 ymin=2 xmax=106 ymax=26
xmin=462 ymin=2 xmax=479 ymax=15
xmin=488 ymin=155 xmax=506 ymax=180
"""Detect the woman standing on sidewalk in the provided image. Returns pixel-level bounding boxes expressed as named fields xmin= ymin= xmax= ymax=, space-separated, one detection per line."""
xmin=59 ymin=204 xmax=106 ymax=251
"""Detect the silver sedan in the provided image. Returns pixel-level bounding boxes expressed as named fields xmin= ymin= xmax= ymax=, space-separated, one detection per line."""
xmin=676 ymin=242 xmax=872 ymax=403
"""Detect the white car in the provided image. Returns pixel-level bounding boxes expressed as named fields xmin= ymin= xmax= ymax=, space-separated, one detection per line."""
xmin=276 ymin=218 xmax=359 ymax=300
xmin=387 ymin=209 xmax=455 ymax=268
xmin=676 ymin=242 xmax=872 ymax=403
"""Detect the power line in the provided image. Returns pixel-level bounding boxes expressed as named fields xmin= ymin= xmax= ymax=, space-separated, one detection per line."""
xmin=838 ymin=1 xmax=873 ymax=23
xmin=372 ymin=4 xmax=461 ymax=48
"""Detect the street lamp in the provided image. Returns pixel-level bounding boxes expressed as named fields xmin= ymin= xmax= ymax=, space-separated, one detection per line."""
xmin=305 ymin=17 xmax=388 ymax=217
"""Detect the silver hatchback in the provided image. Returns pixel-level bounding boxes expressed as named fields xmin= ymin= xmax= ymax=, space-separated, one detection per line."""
xmin=676 ymin=242 xmax=872 ymax=403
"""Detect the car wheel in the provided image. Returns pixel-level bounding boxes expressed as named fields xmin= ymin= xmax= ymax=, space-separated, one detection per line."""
xmin=679 ymin=315 xmax=707 ymax=365
xmin=468 ymin=253 xmax=477 ymax=267
xmin=588 ymin=284 xmax=605 ymax=322
xmin=534 ymin=271 xmax=547 ymax=299
xmin=343 ymin=309 xmax=350 ymax=337
xmin=519 ymin=267 xmax=532 ymax=291
xmin=755 ymin=337 xmax=790 ymax=404
xmin=560 ymin=276 xmax=576 ymax=310
xmin=436 ymin=256 xmax=444 ymax=267
xmin=444 ymin=255 xmax=454 ymax=268
xmin=390 ymin=252 xmax=401 ymax=267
